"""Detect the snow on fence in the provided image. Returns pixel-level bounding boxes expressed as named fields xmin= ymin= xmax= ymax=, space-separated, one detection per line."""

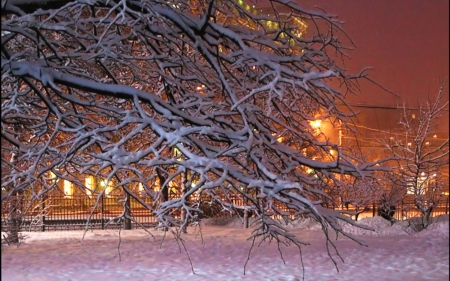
xmin=1 ymin=195 xmax=157 ymax=232
xmin=1 ymin=194 xmax=448 ymax=232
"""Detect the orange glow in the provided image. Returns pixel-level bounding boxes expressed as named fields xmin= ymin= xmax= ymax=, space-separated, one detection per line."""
xmin=310 ymin=120 xmax=322 ymax=129
xmin=271 ymin=133 xmax=284 ymax=143
xmin=85 ymin=176 xmax=94 ymax=196
xmin=63 ymin=180 xmax=73 ymax=198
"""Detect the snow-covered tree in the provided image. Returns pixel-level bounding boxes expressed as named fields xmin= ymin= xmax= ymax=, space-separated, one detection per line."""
xmin=2 ymin=0 xmax=385 ymax=269
xmin=381 ymin=85 xmax=449 ymax=229
xmin=335 ymin=175 xmax=382 ymax=221
xmin=376 ymin=171 xmax=406 ymax=223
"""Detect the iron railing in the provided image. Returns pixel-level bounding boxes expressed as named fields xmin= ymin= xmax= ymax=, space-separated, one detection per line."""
xmin=1 ymin=194 xmax=157 ymax=232
xmin=1 ymin=193 xmax=448 ymax=232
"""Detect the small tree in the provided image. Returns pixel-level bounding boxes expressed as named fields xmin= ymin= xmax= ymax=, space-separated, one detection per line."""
xmin=382 ymin=85 xmax=449 ymax=229
xmin=335 ymin=175 xmax=382 ymax=221
xmin=377 ymin=171 xmax=406 ymax=223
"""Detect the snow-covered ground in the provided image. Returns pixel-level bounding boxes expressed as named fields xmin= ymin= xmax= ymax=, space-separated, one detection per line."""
xmin=2 ymin=216 xmax=449 ymax=281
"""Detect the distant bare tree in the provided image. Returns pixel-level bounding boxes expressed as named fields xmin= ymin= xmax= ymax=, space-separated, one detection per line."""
xmin=381 ymin=84 xmax=449 ymax=229
xmin=2 ymin=0 xmax=386 ymax=272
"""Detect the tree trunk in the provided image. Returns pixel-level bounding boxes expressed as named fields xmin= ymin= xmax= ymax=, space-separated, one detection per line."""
xmin=124 ymin=193 xmax=132 ymax=230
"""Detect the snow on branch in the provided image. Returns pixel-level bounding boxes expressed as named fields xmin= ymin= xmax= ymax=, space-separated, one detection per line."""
xmin=2 ymin=0 xmax=387 ymax=273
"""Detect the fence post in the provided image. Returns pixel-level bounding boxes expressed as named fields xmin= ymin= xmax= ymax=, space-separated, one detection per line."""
xmin=41 ymin=196 xmax=46 ymax=232
xmin=446 ymin=196 xmax=449 ymax=215
xmin=101 ymin=193 xmax=105 ymax=230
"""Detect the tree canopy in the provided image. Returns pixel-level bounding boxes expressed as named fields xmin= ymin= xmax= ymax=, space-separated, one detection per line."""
xmin=2 ymin=0 xmax=385 ymax=270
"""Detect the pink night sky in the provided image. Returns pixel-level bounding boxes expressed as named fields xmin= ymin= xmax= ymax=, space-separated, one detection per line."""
xmin=296 ymin=0 xmax=449 ymax=107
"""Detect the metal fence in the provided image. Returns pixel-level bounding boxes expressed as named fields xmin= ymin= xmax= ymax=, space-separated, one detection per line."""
xmin=1 ymin=194 xmax=157 ymax=232
xmin=1 ymin=194 xmax=448 ymax=232
xmin=393 ymin=196 xmax=449 ymax=220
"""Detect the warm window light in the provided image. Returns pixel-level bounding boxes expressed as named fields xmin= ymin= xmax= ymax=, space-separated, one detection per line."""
xmin=168 ymin=181 xmax=177 ymax=193
xmin=63 ymin=180 xmax=73 ymax=198
xmin=98 ymin=179 xmax=113 ymax=196
xmin=49 ymin=171 xmax=57 ymax=183
xmin=412 ymin=114 xmax=416 ymax=119
xmin=433 ymin=135 xmax=437 ymax=139
xmin=138 ymin=183 xmax=144 ymax=193
xmin=271 ymin=133 xmax=284 ymax=143
xmin=407 ymin=142 xmax=412 ymax=147
xmin=103 ymin=180 xmax=114 ymax=196
xmin=85 ymin=176 xmax=94 ymax=196
xmin=425 ymin=142 xmax=430 ymax=146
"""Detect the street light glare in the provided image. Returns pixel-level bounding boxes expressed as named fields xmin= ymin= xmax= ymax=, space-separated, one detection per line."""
xmin=310 ymin=120 xmax=322 ymax=129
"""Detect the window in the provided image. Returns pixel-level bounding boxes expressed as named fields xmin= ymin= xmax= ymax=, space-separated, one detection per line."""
xmin=138 ymin=182 xmax=144 ymax=195
xmin=49 ymin=171 xmax=59 ymax=183
xmin=85 ymin=176 xmax=94 ymax=197
xmin=63 ymin=180 xmax=73 ymax=198
xmin=100 ymin=180 xmax=114 ymax=197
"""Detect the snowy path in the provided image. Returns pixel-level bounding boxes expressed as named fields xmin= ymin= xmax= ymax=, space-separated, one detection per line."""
xmin=1 ymin=221 xmax=449 ymax=281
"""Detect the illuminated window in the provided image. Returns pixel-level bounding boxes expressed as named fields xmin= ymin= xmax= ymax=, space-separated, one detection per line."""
xmin=85 ymin=176 xmax=94 ymax=197
xmin=433 ymin=135 xmax=437 ymax=139
xmin=100 ymin=180 xmax=114 ymax=197
xmin=138 ymin=183 xmax=144 ymax=194
xmin=407 ymin=142 xmax=412 ymax=147
xmin=174 ymin=145 xmax=184 ymax=161
xmin=271 ymin=133 xmax=284 ymax=143
xmin=425 ymin=142 xmax=430 ymax=146
xmin=412 ymin=114 xmax=416 ymax=119
xmin=49 ymin=171 xmax=59 ymax=183
xmin=63 ymin=180 xmax=73 ymax=198
xmin=168 ymin=181 xmax=178 ymax=194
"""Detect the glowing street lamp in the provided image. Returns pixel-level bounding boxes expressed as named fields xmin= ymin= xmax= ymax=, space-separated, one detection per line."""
xmin=310 ymin=120 xmax=322 ymax=130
